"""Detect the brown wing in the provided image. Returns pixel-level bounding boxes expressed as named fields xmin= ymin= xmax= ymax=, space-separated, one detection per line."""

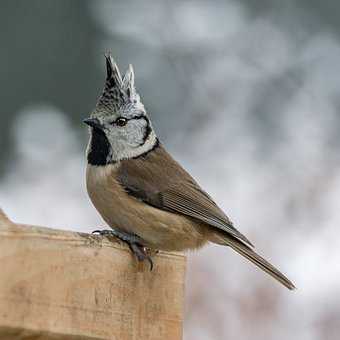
xmin=117 ymin=143 xmax=253 ymax=247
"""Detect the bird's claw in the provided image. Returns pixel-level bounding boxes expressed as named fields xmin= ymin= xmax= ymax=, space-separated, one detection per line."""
xmin=129 ymin=243 xmax=154 ymax=271
xmin=91 ymin=228 xmax=154 ymax=271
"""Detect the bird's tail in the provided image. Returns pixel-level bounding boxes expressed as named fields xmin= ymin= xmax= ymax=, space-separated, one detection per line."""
xmin=210 ymin=232 xmax=296 ymax=290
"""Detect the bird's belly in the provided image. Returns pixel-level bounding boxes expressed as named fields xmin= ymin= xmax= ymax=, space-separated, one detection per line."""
xmin=86 ymin=164 xmax=207 ymax=251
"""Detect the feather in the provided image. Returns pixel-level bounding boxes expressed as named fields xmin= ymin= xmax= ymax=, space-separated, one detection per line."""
xmin=105 ymin=53 xmax=123 ymax=87
xmin=122 ymin=64 xmax=135 ymax=98
xmin=117 ymin=143 xmax=253 ymax=247
xmin=161 ymin=186 xmax=253 ymax=246
xmin=217 ymin=232 xmax=295 ymax=290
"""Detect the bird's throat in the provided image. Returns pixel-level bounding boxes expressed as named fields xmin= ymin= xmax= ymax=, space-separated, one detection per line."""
xmin=87 ymin=128 xmax=111 ymax=166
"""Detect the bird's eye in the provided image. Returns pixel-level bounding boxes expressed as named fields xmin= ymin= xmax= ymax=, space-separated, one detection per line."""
xmin=115 ymin=117 xmax=127 ymax=127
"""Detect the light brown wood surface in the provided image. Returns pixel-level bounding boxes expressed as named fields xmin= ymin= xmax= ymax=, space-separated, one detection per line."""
xmin=0 ymin=210 xmax=186 ymax=339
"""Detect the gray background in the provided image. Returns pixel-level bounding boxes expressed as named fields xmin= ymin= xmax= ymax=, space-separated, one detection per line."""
xmin=1 ymin=1 xmax=339 ymax=339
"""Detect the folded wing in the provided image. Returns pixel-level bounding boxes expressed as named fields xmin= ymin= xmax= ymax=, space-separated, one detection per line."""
xmin=117 ymin=144 xmax=253 ymax=247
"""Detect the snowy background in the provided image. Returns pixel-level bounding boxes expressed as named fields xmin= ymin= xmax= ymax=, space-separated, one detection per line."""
xmin=1 ymin=1 xmax=340 ymax=339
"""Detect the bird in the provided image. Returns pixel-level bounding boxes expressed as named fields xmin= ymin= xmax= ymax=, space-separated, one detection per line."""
xmin=84 ymin=54 xmax=295 ymax=290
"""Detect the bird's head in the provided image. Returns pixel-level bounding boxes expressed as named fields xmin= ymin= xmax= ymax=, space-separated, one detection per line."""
xmin=84 ymin=54 xmax=158 ymax=166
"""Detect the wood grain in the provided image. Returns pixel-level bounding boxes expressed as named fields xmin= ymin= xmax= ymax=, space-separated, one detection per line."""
xmin=0 ymin=213 xmax=186 ymax=339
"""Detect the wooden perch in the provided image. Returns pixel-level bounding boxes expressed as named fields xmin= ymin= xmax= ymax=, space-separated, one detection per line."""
xmin=0 ymin=210 xmax=186 ymax=340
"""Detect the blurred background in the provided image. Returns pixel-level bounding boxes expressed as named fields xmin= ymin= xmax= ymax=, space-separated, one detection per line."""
xmin=1 ymin=1 xmax=339 ymax=339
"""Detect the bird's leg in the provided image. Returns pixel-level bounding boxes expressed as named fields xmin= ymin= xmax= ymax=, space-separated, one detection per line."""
xmin=92 ymin=228 xmax=154 ymax=271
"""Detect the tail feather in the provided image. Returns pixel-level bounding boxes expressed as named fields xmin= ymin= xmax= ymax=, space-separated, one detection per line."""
xmin=213 ymin=233 xmax=295 ymax=290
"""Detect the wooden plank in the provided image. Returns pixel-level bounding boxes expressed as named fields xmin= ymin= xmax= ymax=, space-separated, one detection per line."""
xmin=0 ymin=211 xmax=186 ymax=339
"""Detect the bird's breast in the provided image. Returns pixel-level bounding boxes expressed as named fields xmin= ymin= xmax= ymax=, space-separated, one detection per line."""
xmin=86 ymin=163 xmax=128 ymax=225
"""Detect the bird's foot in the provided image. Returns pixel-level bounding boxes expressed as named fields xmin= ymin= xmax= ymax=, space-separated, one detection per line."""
xmin=92 ymin=228 xmax=142 ymax=243
xmin=92 ymin=228 xmax=154 ymax=271
xmin=128 ymin=242 xmax=154 ymax=271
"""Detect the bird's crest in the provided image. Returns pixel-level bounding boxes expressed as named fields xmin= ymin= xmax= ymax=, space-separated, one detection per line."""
xmin=96 ymin=54 xmax=142 ymax=112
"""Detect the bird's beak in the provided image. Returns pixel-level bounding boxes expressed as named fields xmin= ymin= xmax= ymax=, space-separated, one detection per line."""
xmin=83 ymin=117 xmax=104 ymax=130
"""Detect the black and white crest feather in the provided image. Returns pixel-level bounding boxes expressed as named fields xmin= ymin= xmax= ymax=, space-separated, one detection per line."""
xmin=97 ymin=54 xmax=142 ymax=113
